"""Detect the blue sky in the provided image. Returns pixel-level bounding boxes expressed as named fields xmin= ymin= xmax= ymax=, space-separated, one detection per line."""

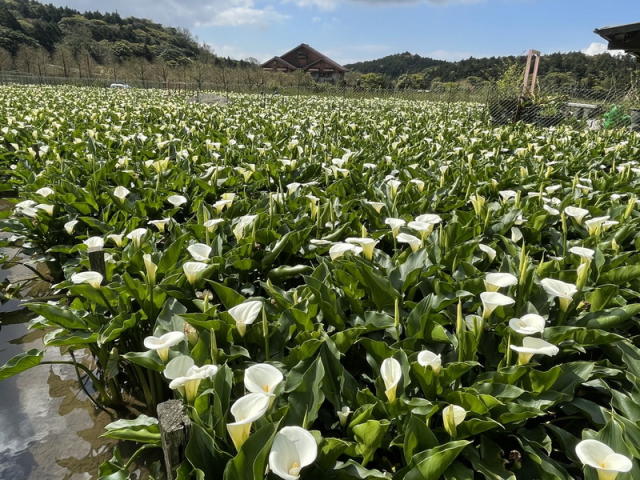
xmin=47 ymin=0 xmax=640 ymax=64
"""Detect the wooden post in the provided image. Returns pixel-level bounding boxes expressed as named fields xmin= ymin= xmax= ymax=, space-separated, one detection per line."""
xmin=157 ymin=400 xmax=191 ymax=480
xmin=88 ymin=249 xmax=106 ymax=276
xmin=522 ymin=49 xmax=541 ymax=97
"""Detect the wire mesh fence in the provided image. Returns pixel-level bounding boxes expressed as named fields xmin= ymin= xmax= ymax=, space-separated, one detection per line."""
xmin=1 ymin=70 xmax=639 ymax=130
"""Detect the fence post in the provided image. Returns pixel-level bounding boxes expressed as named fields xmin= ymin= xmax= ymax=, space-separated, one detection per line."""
xmin=157 ymin=399 xmax=191 ymax=480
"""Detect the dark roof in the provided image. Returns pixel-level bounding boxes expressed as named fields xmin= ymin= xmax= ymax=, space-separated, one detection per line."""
xmin=261 ymin=43 xmax=348 ymax=72
xmin=262 ymin=56 xmax=298 ymax=70
xmin=595 ymin=22 xmax=640 ymax=58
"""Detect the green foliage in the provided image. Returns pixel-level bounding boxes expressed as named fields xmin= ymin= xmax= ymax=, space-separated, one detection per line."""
xmin=347 ymin=50 xmax=638 ymax=91
xmin=0 ymin=0 xmax=209 ymax=62
xmin=1 ymin=85 xmax=640 ymax=479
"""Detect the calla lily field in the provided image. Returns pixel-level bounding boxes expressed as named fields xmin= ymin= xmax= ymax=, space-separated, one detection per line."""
xmin=2 ymin=84 xmax=640 ymax=479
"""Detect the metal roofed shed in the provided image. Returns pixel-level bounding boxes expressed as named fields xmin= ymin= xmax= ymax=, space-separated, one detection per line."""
xmin=595 ymin=22 xmax=640 ymax=58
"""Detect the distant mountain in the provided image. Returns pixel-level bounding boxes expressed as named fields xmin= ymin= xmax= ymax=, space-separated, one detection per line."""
xmin=0 ymin=0 xmax=239 ymax=66
xmin=346 ymin=51 xmax=639 ymax=90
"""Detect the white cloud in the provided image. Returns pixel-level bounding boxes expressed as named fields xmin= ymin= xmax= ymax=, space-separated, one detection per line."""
xmin=582 ymin=42 xmax=626 ymax=57
xmin=207 ymin=42 xmax=272 ymax=61
xmin=46 ymin=0 xmax=287 ymax=28
xmin=287 ymin=0 xmax=483 ymax=9
xmin=288 ymin=0 xmax=339 ymax=10
xmin=200 ymin=5 xmax=288 ymax=26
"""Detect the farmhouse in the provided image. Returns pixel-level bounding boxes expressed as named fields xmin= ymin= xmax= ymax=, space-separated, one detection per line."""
xmin=261 ymin=44 xmax=348 ymax=83
xmin=595 ymin=22 xmax=640 ymax=58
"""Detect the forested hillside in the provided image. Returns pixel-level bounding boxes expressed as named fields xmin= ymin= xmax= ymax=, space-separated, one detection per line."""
xmin=347 ymin=51 xmax=639 ymax=90
xmin=0 ymin=0 xmax=233 ymax=65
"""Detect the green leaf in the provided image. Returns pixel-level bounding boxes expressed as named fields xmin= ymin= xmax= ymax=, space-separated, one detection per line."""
xmin=158 ymin=234 xmax=186 ymax=274
xmin=208 ymin=281 xmax=245 ymax=309
xmin=0 ymin=349 xmax=43 ymax=380
xmin=403 ymin=414 xmax=438 ymax=463
xmin=353 ymin=419 xmax=391 ymax=466
xmin=576 ymin=304 xmax=640 ymax=329
xmin=26 ymin=303 xmax=87 ymax=330
xmin=284 ymin=356 xmax=325 ymax=427
xmin=401 ymin=440 xmax=471 ymax=480
xmin=543 ymin=327 xmax=624 ymax=346
xmin=222 ymin=421 xmax=278 ymax=480
xmin=122 ymin=350 xmax=164 ymax=372
xmin=599 ymin=265 xmax=640 ymax=284
xmin=341 ymin=257 xmax=400 ymax=310
xmin=102 ymin=415 xmax=161 ymax=445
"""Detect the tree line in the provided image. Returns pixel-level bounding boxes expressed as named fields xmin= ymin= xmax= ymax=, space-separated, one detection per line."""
xmin=346 ymin=51 xmax=639 ymax=92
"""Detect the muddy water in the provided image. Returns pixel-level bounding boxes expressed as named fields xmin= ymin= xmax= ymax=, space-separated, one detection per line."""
xmin=0 ymin=251 xmax=113 ymax=479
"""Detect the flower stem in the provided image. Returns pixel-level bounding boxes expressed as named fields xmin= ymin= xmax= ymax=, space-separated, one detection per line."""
xmin=262 ymin=307 xmax=270 ymax=360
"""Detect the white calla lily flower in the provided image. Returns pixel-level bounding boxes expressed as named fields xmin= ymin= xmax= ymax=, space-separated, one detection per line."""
xmin=244 ymin=363 xmax=283 ymax=395
xmin=227 ymin=392 xmax=271 ymax=450
xmin=113 ymin=186 xmax=130 ymax=201
xmin=143 ymin=331 xmax=185 ymax=362
xmin=233 ymin=215 xmax=258 ymax=241
xmin=366 ymin=201 xmax=385 ymax=213
xmin=163 ymin=355 xmax=195 ymax=380
xmin=543 ymin=204 xmax=560 ymax=216
xmin=35 ymin=203 xmax=54 ymax=215
xmin=345 ymin=237 xmax=378 ymax=260
xmin=410 ymin=178 xmax=425 ymax=192
xmin=167 ymin=194 xmax=187 ymax=207
xmin=385 ymin=217 xmax=406 ymax=238
xmin=415 ymin=214 xmax=442 ymax=226
xmin=337 ymin=406 xmax=351 ymax=426
xmin=397 ymin=232 xmax=422 ymax=252
xmin=465 ymin=314 xmax=484 ymax=335
xmin=417 ymin=350 xmax=442 ymax=374
xmin=286 ymin=182 xmax=301 ymax=194
xmin=64 ymin=220 xmax=79 ymax=235
xmin=510 ymin=336 xmax=559 ymax=365
xmin=442 ymin=405 xmax=466 ymax=437
xmin=469 ymin=194 xmax=486 ymax=215
xmin=569 ymin=246 xmax=595 ymax=261
xmin=269 ymin=426 xmax=318 ymax=480
xmin=228 ymin=300 xmax=262 ymax=336
xmin=148 ymin=218 xmax=171 ymax=232
xmin=480 ymin=291 xmax=515 ymax=318
xmin=407 ymin=221 xmax=435 ymax=239
xmin=499 ymin=190 xmax=517 ymax=202
xmin=15 ymin=200 xmax=36 ymax=211
xmin=564 ymin=206 xmax=589 ymax=224
xmin=540 ymin=278 xmax=577 ymax=312
xmin=83 ymin=236 xmax=104 ymax=252
xmin=509 ymin=314 xmax=545 ymax=335
xmin=511 ymin=226 xmax=523 ymax=243
xmin=484 ymin=272 xmax=518 ymax=292
xmin=204 ymin=218 xmax=224 ymax=232
xmin=213 ymin=199 xmax=233 ymax=213
xmin=329 ymin=242 xmax=362 ymax=260
xmin=35 ymin=187 xmax=54 ymax=197
xmin=143 ymin=254 xmax=157 ymax=284
xmin=584 ymin=216 xmax=611 ymax=236
xmin=71 ymin=271 xmax=103 ymax=289
xmin=478 ymin=244 xmax=497 ymax=262
xmin=380 ymin=357 xmax=402 ymax=402
xmin=107 ymin=233 xmax=125 ymax=247
xmin=575 ymin=439 xmax=632 ymax=480
xmin=387 ymin=179 xmax=402 ymax=197
xmin=169 ymin=364 xmax=218 ymax=403
xmin=126 ymin=228 xmax=148 ymax=247
xmin=187 ymin=243 xmax=212 ymax=261
xmin=183 ymin=261 xmax=208 ymax=285
xmin=221 ymin=192 xmax=236 ymax=202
